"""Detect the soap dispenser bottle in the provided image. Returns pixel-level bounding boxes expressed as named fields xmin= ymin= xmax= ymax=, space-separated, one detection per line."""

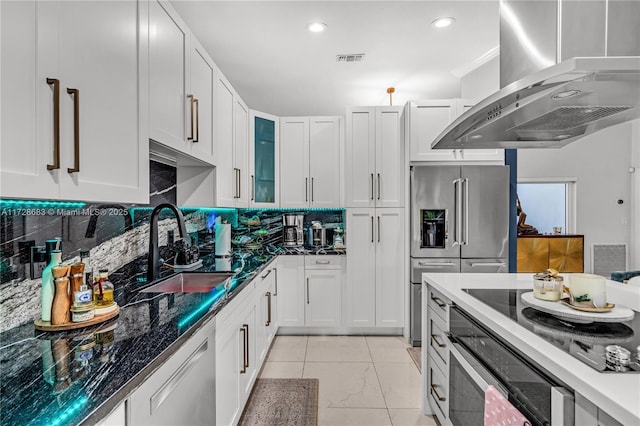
xmin=41 ymin=248 xmax=62 ymax=322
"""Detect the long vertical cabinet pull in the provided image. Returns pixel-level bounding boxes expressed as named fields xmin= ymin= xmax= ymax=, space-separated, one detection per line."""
xmin=187 ymin=94 xmax=195 ymax=141
xmin=46 ymin=78 xmax=61 ymax=170
xmin=239 ymin=325 xmax=247 ymax=374
xmin=66 ymin=89 xmax=80 ymax=173
xmin=265 ymin=292 xmax=272 ymax=326
xmin=251 ymin=175 xmax=255 ymax=201
xmin=377 ymin=173 xmax=381 ymax=200
xmin=237 ymin=169 xmax=241 ymax=198
xmin=311 ymin=178 xmax=314 ymax=202
xmin=377 ymin=216 xmax=381 ymax=243
xmin=371 ymin=216 xmax=374 ymax=243
xmin=463 ymin=178 xmax=469 ymax=245
xmin=305 ymin=178 xmax=308 ymax=202
xmin=273 ymin=269 xmax=278 ymax=296
xmin=306 ymin=278 xmax=310 ymax=304
xmin=193 ymin=98 xmax=199 ymax=143
xmin=370 ymin=173 xmax=374 ymax=200
xmin=233 ymin=168 xmax=240 ymax=198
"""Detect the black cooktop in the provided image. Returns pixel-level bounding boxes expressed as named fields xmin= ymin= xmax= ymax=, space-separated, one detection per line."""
xmin=464 ymin=289 xmax=640 ymax=373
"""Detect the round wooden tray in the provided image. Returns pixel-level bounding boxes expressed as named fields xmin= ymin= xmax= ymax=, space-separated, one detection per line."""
xmin=34 ymin=304 xmax=119 ymax=331
xmin=520 ymin=292 xmax=634 ymax=323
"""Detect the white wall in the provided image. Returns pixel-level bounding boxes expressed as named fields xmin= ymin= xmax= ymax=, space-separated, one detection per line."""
xmin=460 ymin=55 xmax=500 ymax=102
xmin=518 ymin=120 xmax=638 ymax=273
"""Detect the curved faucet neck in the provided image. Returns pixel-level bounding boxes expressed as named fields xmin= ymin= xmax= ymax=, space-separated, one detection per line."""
xmin=147 ymin=203 xmax=188 ymax=283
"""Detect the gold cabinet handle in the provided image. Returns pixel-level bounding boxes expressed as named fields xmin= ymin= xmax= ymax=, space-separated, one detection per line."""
xmin=265 ymin=292 xmax=272 ymax=326
xmin=431 ymin=334 xmax=446 ymax=348
xmin=237 ymin=168 xmax=241 ymax=198
xmin=187 ymin=94 xmax=195 ymax=141
xmin=244 ymin=324 xmax=249 ymax=369
xmin=66 ymin=88 xmax=80 ymax=173
xmin=193 ymin=98 xmax=199 ymax=143
xmin=239 ymin=325 xmax=246 ymax=374
xmin=274 ymin=268 xmax=278 ymax=296
xmin=46 ymin=78 xmax=61 ymax=170
xmin=430 ymin=384 xmax=446 ymax=402
xmin=233 ymin=168 xmax=240 ymax=198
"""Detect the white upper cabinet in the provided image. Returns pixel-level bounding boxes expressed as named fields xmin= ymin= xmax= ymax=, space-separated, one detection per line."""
xmin=234 ymin=96 xmax=250 ymax=207
xmin=280 ymin=116 xmax=342 ymax=208
xmin=250 ymin=110 xmax=280 ymax=208
xmin=1 ymin=0 xmax=149 ymax=203
xmin=187 ymin=37 xmax=215 ymax=164
xmin=408 ymin=99 xmax=503 ymax=163
xmin=346 ymin=106 xmax=404 ymax=208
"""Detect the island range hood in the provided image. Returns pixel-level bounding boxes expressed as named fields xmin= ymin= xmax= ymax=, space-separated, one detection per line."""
xmin=432 ymin=0 xmax=640 ymax=150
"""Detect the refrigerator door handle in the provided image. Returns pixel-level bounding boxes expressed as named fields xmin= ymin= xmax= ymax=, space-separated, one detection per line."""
xmin=452 ymin=178 xmax=462 ymax=247
xmin=463 ymin=178 xmax=469 ymax=245
xmin=470 ymin=262 xmax=506 ymax=267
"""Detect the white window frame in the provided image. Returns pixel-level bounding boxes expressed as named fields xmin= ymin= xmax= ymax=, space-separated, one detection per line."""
xmin=517 ymin=177 xmax=577 ymax=234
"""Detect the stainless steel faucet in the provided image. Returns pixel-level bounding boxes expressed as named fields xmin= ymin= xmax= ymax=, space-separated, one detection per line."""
xmin=147 ymin=203 xmax=188 ymax=283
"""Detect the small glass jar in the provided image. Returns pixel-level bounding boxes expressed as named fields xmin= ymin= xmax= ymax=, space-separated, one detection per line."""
xmin=92 ymin=269 xmax=115 ymax=306
xmin=533 ymin=276 xmax=564 ymax=301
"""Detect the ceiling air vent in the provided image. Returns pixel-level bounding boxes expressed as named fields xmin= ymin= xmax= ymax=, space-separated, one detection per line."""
xmin=336 ymin=54 xmax=365 ymax=63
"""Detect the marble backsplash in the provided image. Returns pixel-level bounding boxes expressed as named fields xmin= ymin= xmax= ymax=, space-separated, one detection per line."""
xmin=0 ymin=160 xmax=345 ymax=331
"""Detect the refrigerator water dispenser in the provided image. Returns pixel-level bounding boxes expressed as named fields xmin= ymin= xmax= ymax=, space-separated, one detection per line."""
xmin=421 ymin=209 xmax=446 ymax=248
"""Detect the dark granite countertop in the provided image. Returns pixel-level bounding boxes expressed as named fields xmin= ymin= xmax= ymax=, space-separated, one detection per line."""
xmin=0 ymin=245 xmax=344 ymax=426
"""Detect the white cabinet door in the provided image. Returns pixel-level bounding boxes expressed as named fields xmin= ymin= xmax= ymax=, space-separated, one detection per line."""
xmin=375 ymin=107 xmax=404 ymax=207
xmin=234 ymin=96 xmax=250 ymax=207
xmin=409 ymin=100 xmax=458 ymax=162
xmin=1 ymin=1 xmax=59 ymax=199
xmin=345 ymin=108 xmax=376 ymax=208
xmin=130 ymin=319 xmax=215 ymax=425
xmin=375 ymin=208 xmax=405 ymax=327
xmin=58 ymin=0 xmax=147 ymax=203
xmin=280 ymin=117 xmax=310 ymax=208
xmin=250 ymin=110 xmax=280 ymax=208
xmin=238 ymin=302 xmax=257 ymax=401
xmin=215 ymin=73 xmax=236 ymax=207
xmin=255 ymin=267 xmax=277 ymax=364
xmin=188 ymin=37 xmax=215 ymax=164
xmin=305 ymin=269 xmax=342 ymax=327
xmin=346 ymin=209 xmax=376 ymax=327
xmin=149 ymin=0 xmax=188 ymax=152
xmin=309 ymin=117 xmax=342 ymax=208
xmin=276 ymin=256 xmax=305 ymax=327
xmin=215 ymin=320 xmax=242 ymax=426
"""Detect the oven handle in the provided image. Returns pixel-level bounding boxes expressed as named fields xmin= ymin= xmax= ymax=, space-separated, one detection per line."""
xmin=448 ymin=340 xmax=508 ymax=396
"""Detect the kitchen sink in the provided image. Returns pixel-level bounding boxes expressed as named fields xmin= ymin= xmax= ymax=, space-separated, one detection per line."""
xmin=140 ymin=272 xmax=235 ymax=293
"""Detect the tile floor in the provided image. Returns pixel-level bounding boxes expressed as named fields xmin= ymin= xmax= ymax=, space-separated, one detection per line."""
xmin=259 ymin=335 xmax=437 ymax=426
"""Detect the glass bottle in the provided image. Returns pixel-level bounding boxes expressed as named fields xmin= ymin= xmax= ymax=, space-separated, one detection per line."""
xmin=92 ymin=269 xmax=115 ymax=306
xmin=41 ymin=250 xmax=62 ymax=322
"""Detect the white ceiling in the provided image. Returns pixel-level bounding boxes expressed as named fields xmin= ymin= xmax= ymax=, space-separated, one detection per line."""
xmin=170 ymin=0 xmax=500 ymax=116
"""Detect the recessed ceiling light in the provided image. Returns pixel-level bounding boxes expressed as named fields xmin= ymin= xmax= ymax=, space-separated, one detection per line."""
xmin=432 ymin=17 xmax=455 ymax=28
xmin=307 ymin=22 xmax=327 ymax=33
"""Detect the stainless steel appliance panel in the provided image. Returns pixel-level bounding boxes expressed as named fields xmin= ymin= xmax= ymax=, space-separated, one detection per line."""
xmin=410 ymin=283 xmax=422 ymax=346
xmin=461 ymin=259 xmax=508 ymax=273
xmin=411 ymin=258 xmax=461 ymax=282
xmin=459 ymin=166 xmax=509 ymax=260
xmin=411 ymin=166 xmax=461 ymax=258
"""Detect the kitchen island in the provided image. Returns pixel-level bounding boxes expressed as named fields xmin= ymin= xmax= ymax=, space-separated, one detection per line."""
xmin=422 ymin=273 xmax=640 ymax=426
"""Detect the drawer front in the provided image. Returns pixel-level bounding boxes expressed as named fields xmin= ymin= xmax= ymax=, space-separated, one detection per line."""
xmin=305 ymin=255 xmax=343 ymax=269
xmin=428 ymin=355 xmax=448 ymax=424
xmin=427 ymin=287 xmax=448 ymax=322
xmin=429 ymin=312 xmax=449 ymax=367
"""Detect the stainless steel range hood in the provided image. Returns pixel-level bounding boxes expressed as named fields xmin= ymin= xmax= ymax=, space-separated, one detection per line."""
xmin=432 ymin=0 xmax=640 ymax=150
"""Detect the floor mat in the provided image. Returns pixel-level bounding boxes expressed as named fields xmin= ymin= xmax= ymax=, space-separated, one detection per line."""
xmin=407 ymin=347 xmax=421 ymax=373
xmin=239 ymin=378 xmax=319 ymax=426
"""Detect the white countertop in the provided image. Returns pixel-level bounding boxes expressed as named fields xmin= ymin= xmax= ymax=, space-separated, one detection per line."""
xmin=422 ymin=272 xmax=640 ymax=426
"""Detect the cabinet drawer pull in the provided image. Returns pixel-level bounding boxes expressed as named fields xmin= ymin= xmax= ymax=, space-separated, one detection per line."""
xmin=430 ymin=294 xmax=446 ymax=309
xmin=151 ymin=339 xmax=208 ymax=413
xmin=431 ymin=334 xmax=446 ymax=348
xmin=306 ymin=278 xmax=310 ymax=304
xmin=46 ymin=78 xmax=61 ymax=170
xmin=261 ymin=269 xmax=272 ymax=279
xmin=430 ymin=384 xmax=446 ymax=402
xmin=265 ymin=291 xmax=271 ymax=326
xmin=66 ymin=88 xmax=80 ymax=173
xmin=377 ymin=173 xmax=381 ymax=200
xmin=315 ymin=260 xmax=330 ymax=265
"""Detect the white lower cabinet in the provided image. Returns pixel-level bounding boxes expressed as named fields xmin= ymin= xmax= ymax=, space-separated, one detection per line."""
xmin=276 ymin=255 xmax=344 ymax=329
xmin=346 ymin=208 xmax=405 ymax=328
xmin=129 ymin=318 xmax=215 ymax=425
xmin=255 ymin=266 xmax=278 ymax=365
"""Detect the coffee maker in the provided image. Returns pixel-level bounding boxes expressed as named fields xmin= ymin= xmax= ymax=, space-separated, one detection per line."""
xmin=282 ymin=214 xmax=304 ymax=246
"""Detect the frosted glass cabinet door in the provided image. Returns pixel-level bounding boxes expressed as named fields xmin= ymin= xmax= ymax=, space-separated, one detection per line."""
xmin=250 ymin=110 xmax=279 ymax=207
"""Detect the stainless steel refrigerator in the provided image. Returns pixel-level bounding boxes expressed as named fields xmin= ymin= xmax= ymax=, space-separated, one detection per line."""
xmin=409 ymin=165 xmax=510 ymax=345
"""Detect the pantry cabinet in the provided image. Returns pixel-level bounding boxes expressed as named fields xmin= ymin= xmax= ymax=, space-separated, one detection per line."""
xmin=408 ymin=100 xmax=503 ymax=163
xmin=280 ymin=116 xmax=342 ymax=208
xmin=215 ymin=72 xmax=250 ymax=208
xmin=149 ymin=0 xmax=216 ymax=165
xmin=346 ymin=208 xmax=405 ymax=328
xmin=130 ymin=317 xmax=215 ymax=425
xmin=250 ymin=110 xmax=280 ymax=207
xmin=346 ymin=107 xmax=404 ymax=208
xmin=0 ymin=0 xmax=149 ymax=203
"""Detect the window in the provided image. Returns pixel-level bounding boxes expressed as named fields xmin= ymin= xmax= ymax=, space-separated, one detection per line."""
xmin=517 ymin=179 xmax=576 ymax=234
